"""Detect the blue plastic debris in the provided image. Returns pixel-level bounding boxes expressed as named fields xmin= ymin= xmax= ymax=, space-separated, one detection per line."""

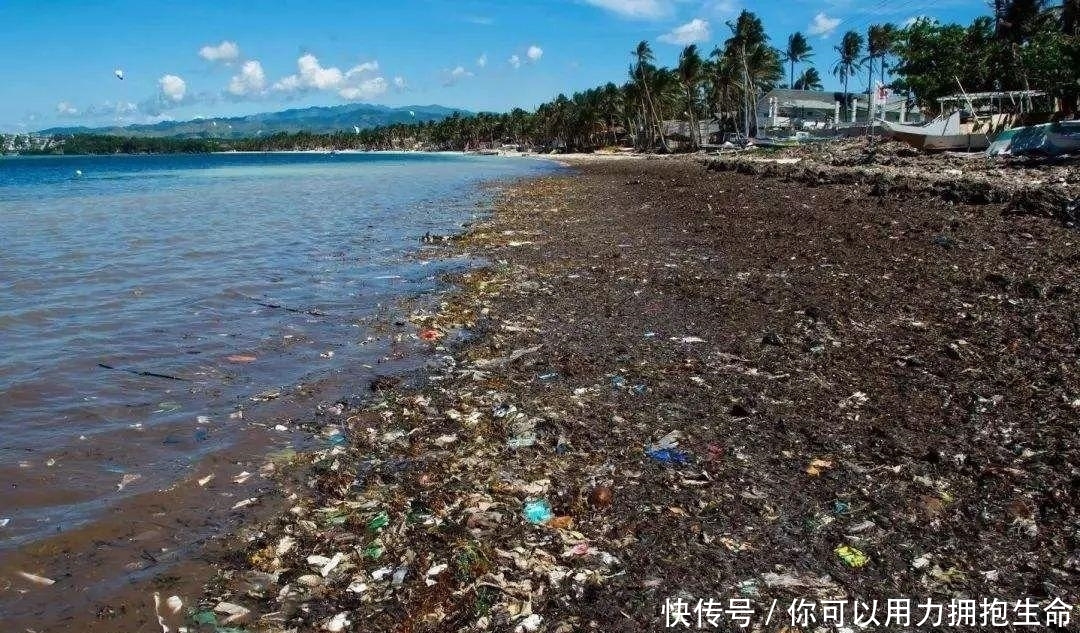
xmin=523 ymin=499 xmax=553 ymax=524
xmin=646 ymin=447 xmax=690 ymax=465
xmin=328 ymin=432 xmax=347 ymax=446
xmin=833 ymin=500 xmax=851 ymax=515
xmin=631 ymin=384 xmax=647 ymax=395
xmin=611 ymin=375 xmax=627 ymax=388
xmin=538 ymin=372 xmax=558 ymax=381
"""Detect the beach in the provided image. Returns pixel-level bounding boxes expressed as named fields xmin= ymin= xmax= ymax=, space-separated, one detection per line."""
xmin=155 ymin=155 xmax=1080 ymax=631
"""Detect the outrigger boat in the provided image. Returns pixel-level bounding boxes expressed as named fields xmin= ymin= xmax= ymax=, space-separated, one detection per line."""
xmin=881 ymin=90 xmax=1050 ymax=152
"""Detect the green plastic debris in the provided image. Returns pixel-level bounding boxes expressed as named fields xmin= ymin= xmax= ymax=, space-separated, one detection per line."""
xmin=364 ymin=543 xmax=384 ymax=560
xmin=368 ymin=511 xmax=389 ymax=531
xmin=192 ymin=611 xmax=217 ymax=625
xmin=835 ymin=544 xmax=870 ymax=568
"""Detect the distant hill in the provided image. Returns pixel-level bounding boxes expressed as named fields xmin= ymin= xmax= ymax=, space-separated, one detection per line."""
xmin=38 ymin=103 xmax=466 ymax=138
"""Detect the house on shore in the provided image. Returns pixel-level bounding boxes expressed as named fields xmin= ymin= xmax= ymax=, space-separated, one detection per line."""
xmin=756 ymin=89 xmax=918 ymax=131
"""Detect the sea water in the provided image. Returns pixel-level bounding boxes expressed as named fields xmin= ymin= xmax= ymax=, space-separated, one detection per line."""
xmin=0 ymin=151 xmax=555 ymax=546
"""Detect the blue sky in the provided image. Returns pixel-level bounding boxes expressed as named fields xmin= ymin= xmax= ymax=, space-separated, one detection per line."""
xmin=1 ymin=0 xmax=989 ymax=132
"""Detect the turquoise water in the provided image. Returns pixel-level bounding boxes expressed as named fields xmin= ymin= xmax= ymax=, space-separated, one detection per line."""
xmin=0 ymin=151 xmax=555 ymax=544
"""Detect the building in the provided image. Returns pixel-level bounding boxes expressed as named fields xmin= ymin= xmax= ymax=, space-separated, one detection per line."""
xmin=756 ymin=89 xmax=918 ymax=131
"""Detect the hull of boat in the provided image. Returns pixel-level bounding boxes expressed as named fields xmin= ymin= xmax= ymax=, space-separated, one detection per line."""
xmin=884 ymin=126 xmax=991 ymax=152
xmin=989 ymin=120 xmax=1080 ymax=156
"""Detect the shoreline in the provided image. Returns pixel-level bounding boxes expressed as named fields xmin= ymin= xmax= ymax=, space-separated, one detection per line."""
xmin=186 ymin=157 xmax=1080 ymax=631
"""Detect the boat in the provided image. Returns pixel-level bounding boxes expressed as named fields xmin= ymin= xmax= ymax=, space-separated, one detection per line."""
xmin=882 ymin=90 xmax=1049 ymax=152
xmin=987 ymin=119 xmax=1080 ymax=157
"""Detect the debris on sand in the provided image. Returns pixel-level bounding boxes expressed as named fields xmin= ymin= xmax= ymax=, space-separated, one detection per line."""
xmin=193 ymin=158 xmax=1080 ymax=631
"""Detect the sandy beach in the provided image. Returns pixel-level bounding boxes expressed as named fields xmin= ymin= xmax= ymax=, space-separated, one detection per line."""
xmin=150 ymin=155 xmax=1080 ymax=631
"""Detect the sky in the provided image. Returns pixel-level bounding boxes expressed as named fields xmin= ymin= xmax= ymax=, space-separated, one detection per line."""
xmin=0 ymin=0 xmax=990 ymax=132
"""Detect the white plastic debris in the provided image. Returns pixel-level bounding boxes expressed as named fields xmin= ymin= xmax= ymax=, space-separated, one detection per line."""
xmin=515 ymin=614 xmax=543 ymax=632
xmin=232 ymin=497 xmax=257 ymax=510
xmin=425 ymin=562 xmax=448 ymax=586
xmin=165 ymin=595 xmax=183 ymax=614
xmin=214 ymin=601 xmax=251 ymax=624
xmin=17 ymin=571 xmax=55 ymax=586
xmin=117 ymin=473 xmax=142 ymax=492
xmin=324 ymin=612 xmax=351 ymax=632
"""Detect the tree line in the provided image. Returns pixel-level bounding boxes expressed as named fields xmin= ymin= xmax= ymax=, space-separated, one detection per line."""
xmin=39 ymin=0 xmax=1079 ymax=155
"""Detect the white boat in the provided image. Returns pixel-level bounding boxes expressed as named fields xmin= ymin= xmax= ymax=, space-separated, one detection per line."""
xmin=882 ymin=90 xmax=1047 ymax=152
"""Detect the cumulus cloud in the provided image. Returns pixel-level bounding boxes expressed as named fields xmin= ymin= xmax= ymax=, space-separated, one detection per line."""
xmin=158 ymin=74 xmax=187 ymax=102
xmin=270 ymin=53 xmax=389 ymax=101
xmin=346 ymin=61 xmax=379 ymax=78
xmin=228 ymin=60 xmax=267 ymax=96
xmin=477 ymin=53 xmax=488 ymax=68
xmin=444 ymin=65 xmax=474 ymax=86
xmin=582 ymin=0 xmax=671 ymax=19
xmin=339 ymin=76 xmax=388 ymax=101
xmin=808 ymin=12 xmax=841 ymax=38
xmin=199 ymin=40 xmax=240 ymax=63
xmin=658 ymin=18 xmax=710 ymax=45
xmin=526 ymin=45 xmax=543 ymax=62
xmin=509 ymin=54 xmax=522 ymax=69
xmin=56 ymin=101 xmax=78 ymax=116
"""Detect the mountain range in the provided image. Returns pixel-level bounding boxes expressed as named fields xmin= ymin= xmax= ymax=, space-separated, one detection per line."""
xmin=38 ymin=103 xmax=466 ymax=138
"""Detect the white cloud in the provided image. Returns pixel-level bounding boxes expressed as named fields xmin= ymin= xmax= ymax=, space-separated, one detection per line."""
xmin=56 ymin=101 xmax=78 ymax=116
xmin=345 ymin=61 xmax=379 ymax=78
xmin=477 ymin=53 xmax=487 ymax=68
xmin=393 ymin=76 xmax=407 ymax=90
xmin=509 ymin=54 xmax=522 ymax=69
xmin=339 ymin=77 xmax=388 ymax=101
xmin=658 ymin=18 xmax=710 ymax=45
xmin=198 ymin=40 xmax=240 ymax=63
xmin=526 ymin=45 xmax=543 ymax=62
xmin=273 ymin=54 xmax=340 ymax=91
xmin=228 ymin=60 xmax=266 ymax=96
xmin=702 ymin=0 xmax=739 ymax=18
xmin=444 ymin=65 xmax=474 ymax=85
xmin=582 ymin=0 xmax=671 ymax=19
xmin=271 ymin=53 xmax=389 ymax=101
xmin=808 ymin=12 xmax=841 ymax=38
xmin=158 ymin=74 xmax=187 ymax=102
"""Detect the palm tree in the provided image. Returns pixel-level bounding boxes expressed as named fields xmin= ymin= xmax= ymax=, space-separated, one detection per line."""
xmin=832 ymin=30 xmax=864 ymax=119
xmin=784 ymin=32 xmax=813 ymax=89
xmin=723 ymin=10 xmax=782 ymax=136
xmin=633 ymin=40 xmax=669 ymax=151
xmin=793 ymin=67 xmax=823 ymax=90
xmin=677 ymin=44 xmax=704 ymax=149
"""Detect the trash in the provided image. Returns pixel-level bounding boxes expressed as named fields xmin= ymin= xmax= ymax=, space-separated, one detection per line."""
xmin=418 ymin=328 xmax=442 ymax=341
xmin=17 ymin=571 xmax=55 ymax=586
xmin=197 ymin=474 xmax=215 ymax=487
xmin=214 ymin=601 xmax=251 ymax=625
xmin=523 ymin=499 xmax=554 ymax=524
xmin=588 ymin=485 xmax=613 ymax=508
xmin=232 ymin=497 xmax=257 ymax=510
xmin=547 ymin=516 xmax=573 ymax=530
xmin=425 ymin=562 xmax=448 ymax=586
xmin=676 ymin=336 xmax=706 ymax=343
xmin=0 ymin=518 xmax=10 ymax=528
xmin=832 ymin=500 xmax=850 ymax=515
xmin=227 ymin=354 xmax=258 ymax=363
xmin=165 ymin=595 xmax=183 ymax=614
xmin=646 ymin=447 xmax=690 ymax=466
xmin=391 ymin=566 xmax=408 ymax=586
xmin=835 ymin=544 xmax=870 ymax=568
xmin=538 ymin=372 xmax=558 ymax=380
xmin=274 ymin=424 xmax=289 ymax=432
xmin=233 ymin=471 xmax=252 ymax=484
xmin=324 ymin=612 xmax=351 ymax=632
xmin=806 ymin=458 xmax=834 ymax=476
xmin=516 ymin=613 xmax=543 ymax=632
xmin=493 ymin=403 xmax=517 ymax=418
xmin=507 ymin=436 xmax=537 ymax=449
xmin=368 ymin=511 xmax=389 ymax=531
xmin=116 ymin=473 xmax=141 ymax=492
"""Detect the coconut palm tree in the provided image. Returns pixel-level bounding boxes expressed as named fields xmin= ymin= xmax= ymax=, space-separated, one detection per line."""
xmin=793 ymin=67 xmax=823 ymax=90
xmin=677 ymin=44 xmax=704 ymax=149
xmin=832 ymin=30 xmax=864 ymax=119
xmin=784 ymin=32 xmax=814 ymax=89
xmin=633 ymin=40 xmax=669 ymax=151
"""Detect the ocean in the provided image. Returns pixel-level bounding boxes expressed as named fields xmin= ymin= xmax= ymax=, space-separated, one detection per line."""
xmin=0 ymin=151 xmax=556 ymax=549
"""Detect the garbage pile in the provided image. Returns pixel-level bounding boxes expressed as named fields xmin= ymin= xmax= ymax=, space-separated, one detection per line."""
xmin=189 ymin=162 xmax=1080 ymax=632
